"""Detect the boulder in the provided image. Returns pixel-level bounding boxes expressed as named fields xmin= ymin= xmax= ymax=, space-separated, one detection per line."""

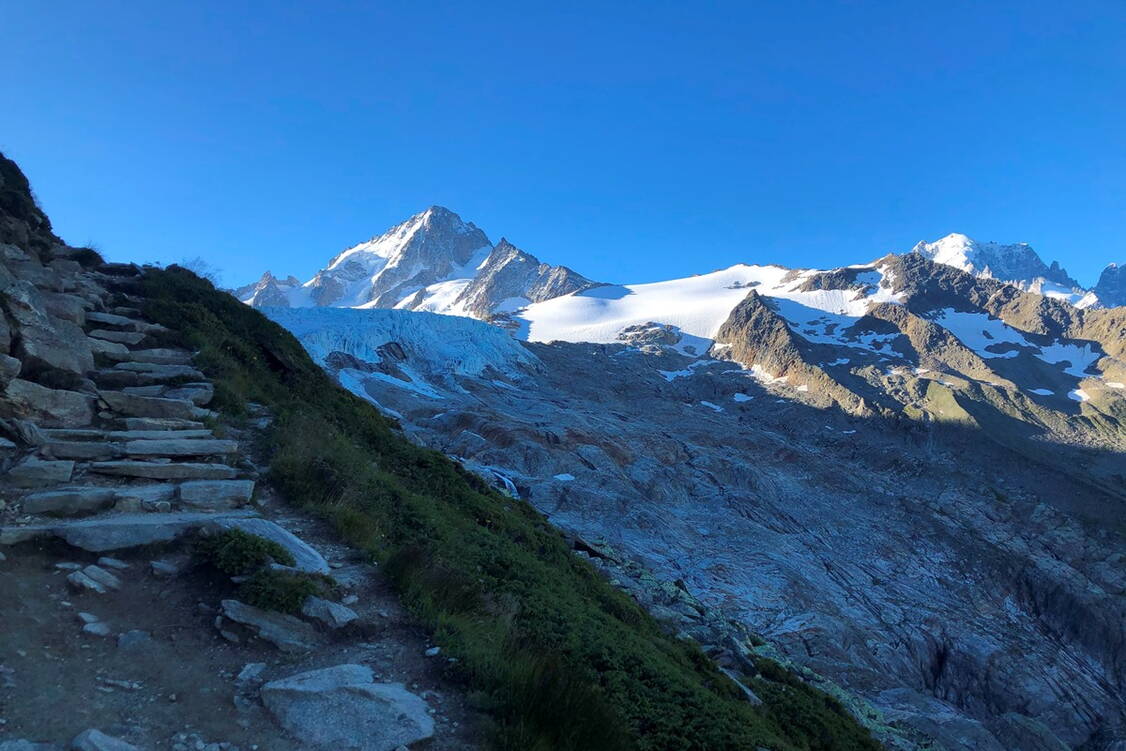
xmin=209 ymin=517 xmax=330 ymax=574
xmin=15 ymin=319 xmax=94 ymax=379
xmin=80 ymin=564 xmax=122 ymax=590
xmin=219 ymin=599 xmax=323 ymax=653
xmin=260 ymin=664 xmax=434 ymax=751
xmin=7 ymin=457 xmax=74 ymax=487
xmin=4 ymin=379 xmax=95 ymax=426
xmin=301 ymin=596 xmax=359 ymax=629
xmin=67 ymin=570 xmax=107 ymax=594
xmin=21 ymin=487 xmax=116 ymax=516
xmin=69 ymin=729 xmax=139 ymax=751
xmin=90 ymin=461 xmax=238 ymax=480
xmin=179 ymin=479 xmax=255 ymax=509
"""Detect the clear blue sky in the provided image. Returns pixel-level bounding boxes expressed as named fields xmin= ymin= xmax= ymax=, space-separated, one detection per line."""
xmin=2 ymin=1 xmax=1123 ymax=287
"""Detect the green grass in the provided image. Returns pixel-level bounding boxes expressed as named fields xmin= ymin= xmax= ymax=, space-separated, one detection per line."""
xmin=138 ymin=265 xmax=880 ymax=751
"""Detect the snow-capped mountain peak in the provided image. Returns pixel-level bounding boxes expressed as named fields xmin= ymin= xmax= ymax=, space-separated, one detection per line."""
xmin=907 ymin=232 xmax=1092 ymax=305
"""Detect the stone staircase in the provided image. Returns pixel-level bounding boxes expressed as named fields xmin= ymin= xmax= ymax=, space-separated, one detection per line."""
xmin=1 ymin=271 xmax=258 ymax=552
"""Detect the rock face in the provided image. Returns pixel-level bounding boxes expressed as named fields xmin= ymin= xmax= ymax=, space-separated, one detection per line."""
xmin=260 ymin=664 xmax=434 ymax=751
xmin=449 ymin=238 xmax=598 ymax=318
xmin=1093 ymin=262 xmax=1126 ymax=307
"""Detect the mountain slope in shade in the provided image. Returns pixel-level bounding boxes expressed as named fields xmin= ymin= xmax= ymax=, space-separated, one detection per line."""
xmin=1093 ymin=263 xmax=1126 ymax=307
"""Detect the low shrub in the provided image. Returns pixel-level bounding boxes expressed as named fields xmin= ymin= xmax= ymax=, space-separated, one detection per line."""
xmin=196 ymin=528 xmax=295 ymax=575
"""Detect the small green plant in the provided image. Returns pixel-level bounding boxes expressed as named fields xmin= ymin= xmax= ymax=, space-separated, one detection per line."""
xmin=196 ymin=529 xmax=295 ymax=575
xmin=237 ymin=569 xmax=324 ymax=614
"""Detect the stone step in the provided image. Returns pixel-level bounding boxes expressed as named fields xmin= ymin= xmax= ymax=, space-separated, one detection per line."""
xmin=112 ymin=306 xmax=142 ymax=316
xmin=21 ymin=486 xmax=116 ymax=517
xmin=6 ymin=457 xmax=75 ymax=488
xmin=114 ymin=361 xmax=205 ymax=380
xmin=179 ymin=479 xmax=255 ymax=510
xmin=123 ymin=348 xmax=194 ymax=366
xmin=100 ymin=391 xmax=209 ymax=420
xmin=87 ymin=336 xmax=131 ymax=360
xmin=91 ymin=368 xmax=144 ymax=388
xmin=85 ymin=311 xmax=147 ymax=330
xmin=41 ymin=440 xmax=120 ymax=460
xmin=88 ymin=328 xmax=146 ymax=346
xmin=121 ymin=438 xmax=237 ymax=457
xmin=0 ymin=510 xmax=259 ymax=552
xmin=119 ymin=417 xmax=206 ymax=431
xmin=123 ymin=383 xmax=214 ymax=406
xmin=89 ymin=461 xmax=239 ymax=480
xmin=42 ymin=428 xmax=216 ymax=441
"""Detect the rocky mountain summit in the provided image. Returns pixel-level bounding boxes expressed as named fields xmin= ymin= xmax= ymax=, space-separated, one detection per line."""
xmin=237 ymin=206 xmax=598 ymax=316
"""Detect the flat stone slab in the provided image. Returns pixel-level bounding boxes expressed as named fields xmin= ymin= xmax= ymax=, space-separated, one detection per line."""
xmin=85 ymin=311 xmax=145 ymax=329
xmin=260 ymin=664 xmax=433 ymax=750
xmin=90 ymin=459 xmax=237 ymax=481
xmin=100 ymin=391 xmax=206 ymax=420
xmin=88 ymin=328 xmax=145 ymax=345
xmin=0 ymin=510 xmax=258 ymax=551
xmin=21 ymin=487 xmax=116 ymax=517
xmin=125 ymin=348 xmax=193 ymax=365
xmin=113 ymin=362 xmax=204 ymax=379
xmin=179 ymin=479 xmax=255 ymax=509
xmin=209 ymin=517 xmax=330 ymax=574
xmin=7 ymin=457 xmax=75 ymax=487
xmin=107 ymin=429 xmax=215 ymax=440
xmin=220 ymin=599 xmax=323 ymax=653
xmin=119 ymin=417 xmax=205 ymax=431
xmin=122 ymin=438 xmax=237 ymax=457
xmin=43 ymin=440 xmax=121 ymax=460
xmin=90 ymin=461 xmax=238 ymax=480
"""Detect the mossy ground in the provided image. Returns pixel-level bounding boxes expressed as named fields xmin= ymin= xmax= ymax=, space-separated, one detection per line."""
xmin=139 ymin=265 xmax=881 ymax=751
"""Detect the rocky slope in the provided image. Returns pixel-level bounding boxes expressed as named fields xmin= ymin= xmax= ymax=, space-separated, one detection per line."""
xmin=0 ymin=154 xmax=482 ymax=750
xmin=238 ymin=204 xmax=1126 ymax=749
xmin=268 ymin=303 xmax=1126 ymax=750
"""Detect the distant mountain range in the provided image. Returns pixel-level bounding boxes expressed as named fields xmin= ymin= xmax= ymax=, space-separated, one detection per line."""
xmin=235 ymin=207 xmax=1126 ymax=313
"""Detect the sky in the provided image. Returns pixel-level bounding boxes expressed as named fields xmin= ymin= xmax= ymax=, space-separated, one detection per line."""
xmin=2 ymin=1 xmax=1124 ymax=288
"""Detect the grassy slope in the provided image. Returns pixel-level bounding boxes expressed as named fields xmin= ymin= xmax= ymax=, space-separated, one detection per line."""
xmin=140 ymin=266 xmax=880 ymax=751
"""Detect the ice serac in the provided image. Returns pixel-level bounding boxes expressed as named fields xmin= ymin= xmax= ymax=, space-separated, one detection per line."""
xmin=306 ymin=206 xmax=491 ymax=308
xmin=451 ymin=238 xmax=599 ymax=318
